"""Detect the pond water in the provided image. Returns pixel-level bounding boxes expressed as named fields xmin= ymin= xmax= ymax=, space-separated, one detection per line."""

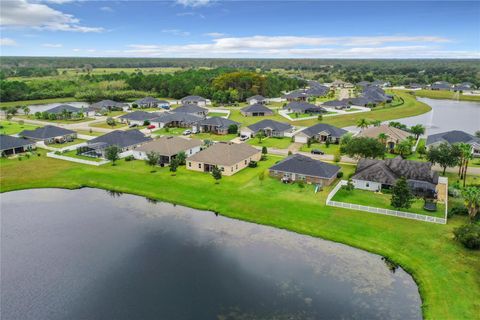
xmin=23 ymin=101 xmax=91 ymax=113
xmin=0 ymin=188 xmax=422 ymax=320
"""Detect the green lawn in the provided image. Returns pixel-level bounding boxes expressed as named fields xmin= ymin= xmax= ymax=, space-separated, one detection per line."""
xmin=0 ymin=97 xmax=79 ymax=108
xmin=61 ymin=149 xmax=104 ymax=162
xmin=300 ymin=142 xmax=341 ymax=155
xmin=75 ymin=130 xmax=104 ymax=136
xmin=410 ymin=89 xmax=480 ymax=102
xmin=332 ymin=188 xmax=446 ymax=218
xmin=89 ymin=121 xmax=127 ymax=129
xmin=18 ymin=115 xmax=95 ymax=124
xmin=152 ymin=127 xmax=185 ymax=136
xmin=193 ymin=132 xmax=237 ymax=142
xmin=207 ymin=112 xmax=229 ymax=118
xmin=248 ymin=137 xmax=293 ymax=149
xmin=0 ymin=150 xmax=479 ymax=319
xmin=0 ymin=120 xmax=39 ymax=135
xmin=46 ymin=138 xmax=86 ymax=149
xmin=287 ymin=112 xmax=317 ymax=119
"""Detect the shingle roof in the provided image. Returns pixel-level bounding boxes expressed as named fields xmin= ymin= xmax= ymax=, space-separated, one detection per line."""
xmin=199 ymin=116 xmax=239 ymax=129
xmin=247 ymin=119 xmax=293 ymax=133
xmin=348 ymin=97 xmax=371 ymax=106
xmin=299 ymin=123 xmax=347 ymax=138
xmin=90 ymin=100 xmax=127 ymax=109
xmin=284 ymin=101 xmax=326 ymax=113
xmin=426 ymin=130 xmax=480 ymax=146
xmin=188 ymin=142 xmax=260 ymax=166
xmin=240 ymin=104 xmax=274 ymax=114
xmin=134 ymin=97 xmax=169 ymax=105
xmin=19 ymin=125 xmax=76 ymax=140
xmin=88 ymin=130 xmax=151 ymax=149
xmin=0 ymin=135 xmax=35 ymax=151
xmin=352 ymin=156 xmax=438 ymax=185
xmin=135 ymin=136 xmax=202 ymax=156
xmin=172 ymin=104 xmax=208 ymax=114
xmin=305 ymin=86 xmax=328 ymax=97
xmin=246 ymin=95 xmax=266 ymax=102
xmin=45 ymin=104 xmax=85 ymax=114
xmin=358 ymin=125 xmax=412 ymax=141
xmin=119 ymin=111 xmax=161 ymax=121
xmin=270 ymin=154 xmax=340 ymax=179
xmin=181 ymin=95 xmax=207 ymax=102
xmin=151 ymin=112 xmax=203 ymax=125
xmin=283 ymin=90 xmax=307 ymax=99
xmin=430 ymin=82 xmax=451 ymax=90
xmin=322 ymin=99 xmax=349 ymax=107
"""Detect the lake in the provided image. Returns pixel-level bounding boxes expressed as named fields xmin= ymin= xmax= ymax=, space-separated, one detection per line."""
xmin=1 ymin=188 xmax=422 ymax=320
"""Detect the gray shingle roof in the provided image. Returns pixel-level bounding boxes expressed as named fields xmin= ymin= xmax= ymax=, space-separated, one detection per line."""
xmin=430 ymin=82 xmax=451 ymax=90
xmin=240 ymin=104 xmax=274 ymax=114
xmin=45 ymin=104 xmax=86 ymax=114
xmin=283 ymin=90 xmax=307 ymax=99
xmin=88 ymin=130 xmax=151 ymax=149
xmin=322 ymin=99 xmax=349 ymax=107
xmin=119 ymin=111 xmax=161 ymax=121
xmin=172 ymin=104 xmax=208 ymax=114
xmin=90 ymin=100 xmax=127 ymax=109
xmin=135 ymin=136 xmax=202 ymax=156
xmin=19 ymin=125 xmax=76 ymax=140
xmin=305 ymin=86 xmax=328 ymax=97
xmin=199 ymin=116 xmax=239 ymax=129
xmin=426 ymin=130 xmax=480 ymax=146
xmin=247 ymin=119 xmax=293 ymax=133
xmin=299 ymin=123 xmax=347 ymax=138
xmin=284 ymin=101 xmax=326 ymax=113
xmin=181 ymin=95 xmax=206 ymax=102
xmin=246 ymin=95 xmax=266 ymax=102
xmin=134 ymin=97 xmax=169 ymax=105
xmin=151 ymin=112 xmax=203 ymax=125
xmin=0 ymin=135 xmax=35 ymax=151
xmin=269 ymin=154 xmax=340 ymax=179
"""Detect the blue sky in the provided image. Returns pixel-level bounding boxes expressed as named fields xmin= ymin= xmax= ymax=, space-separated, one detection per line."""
xmin=0 ymin=0 xmax=479 ymax=58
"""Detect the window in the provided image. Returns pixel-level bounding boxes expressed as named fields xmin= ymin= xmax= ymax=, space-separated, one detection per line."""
xmin=188 ymin=162 xmax=191 ymax=167
xmin=189 ymin=149 xmax=192 ymax=154
xmin=198 ymin=163 xmax=201 ymax=168
xmin=244 ymin=160 xmax=247 ymax=165
xmin=366 ymin=182 xmax=370 ymax=187
xmin=221 ymin=167 xmax=225 ymax=171
xmin=236 ymin=164 xmax=238 ymax=170
xmin=231 ymin=167 xmax=233 ymax=172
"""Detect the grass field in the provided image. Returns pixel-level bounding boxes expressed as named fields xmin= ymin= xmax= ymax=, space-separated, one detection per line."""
xmin=152 ymin=127 xmax=185 ymax=136
xmin=0 ymin=97 xmax=79 ymax=108
xmin=0 ymin=120 xmax=39 ymax=135
xmin=332 ymin=188 xmax=446 ymax=218
xmin=247 ymin=137 xmax=293 ymax=149
xmin=300 ymin=142 xmax=341 ymax=155
xmin=75 ymin=130 xmax=104 ymax=136
xmin=47 ymin=139 xmax=86 ymax=149
xmin=17 ymin=115 xmax=94 ymax=124
xmin=410 ymin=89 xmax=480 ymax=102
xmin=89 ymin=121 xmax=127 ymax=129
xmin=0 ymin=150 xmax=479 ymax=319
xmin=193 ymin=132 xmax=237 ymax=142
xmin=207 ymin=112 xmax=229 ymax=118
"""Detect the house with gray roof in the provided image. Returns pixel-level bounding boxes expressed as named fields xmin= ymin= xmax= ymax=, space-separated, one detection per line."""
xmin=0 ymin=135 xmax=36 ymax=156
xmin=283 ymin=90 xmax=308 ymax=102
xmin=118 ymin=111 xmax=161 ymax=126
xmin=283 ymin=101 xmax=326 ymax=114
xmin=322 ymin=99 xmax=350 ymax=109
xmin=429 ymin=81 xmax=452 ymax=91
xmin=305 ymin=86 xmax=329 ymax=97
xmin=352 ymin=156 xmax=439 ymax=198
xmin=246 ymin=95 xmax=267 ymax=105
xmin=45 ymin=104 xmax=95 ymax=117
xmin=294 ymin=123 xmax=347 ymax=144
xmin=150 ymin=112 xmax=203 ymax=129
xmin=452 ymin=83 xmax=475 ymax=92
xmin=172 ymin=104 xmax=208 ymax=117
xmin=240 ymin=104 xmax=274 ymax=117
xmin=79 ymin=130 xmax=151 ymax=158
xmin=134 ymin=97 xmax=170 ymax=109
xmin=241 ymin=119 xmax=294 ymax=138
xmin=132 ymin=136 xmax=203 ymax=165
xmin=180 ymin=95 xmax=207 ymax=106
xmin=269 ymin=154 xmax=340 ymax=186
xmin=19 ymin=125 xmax=77 ymax=144
xmin=197 ymin=117 xmax=240 ymax=135
xmin=90 ymin=100 xmax=128 ymax=111
xmin=426 ymin=130 xmax=480 ymax=157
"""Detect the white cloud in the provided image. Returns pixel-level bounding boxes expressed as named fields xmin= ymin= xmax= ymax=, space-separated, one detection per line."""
xmin=0 ymin=38 xmax=18 ymax=46
xmin=0 ymin=0 xmax=103 ymax=32
xmin=72 ymin=48 xmax=81 ymax=52
xmin=175 ymin=0 xmax=212 ymax=7
xmin=162 ymin=29 xmax=190 ymax=36
xmin=100 ymin=6 xmax=114 ymax=12
xmin=204 ymin=32 xmax=226 ymax=37
xmin=176 ymin=11 xmax=205 ymax=18
xmin=42 ymin=43 xmax=62 ymax=47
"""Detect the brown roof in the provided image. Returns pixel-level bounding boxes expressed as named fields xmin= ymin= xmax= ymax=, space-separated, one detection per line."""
xmin=135 ymin=136 xmax=202 ymax=156
xmin=188 ymin=142 xmax=260 ymax=166
xmin=357 ymin=124 xmax=411 ymax=142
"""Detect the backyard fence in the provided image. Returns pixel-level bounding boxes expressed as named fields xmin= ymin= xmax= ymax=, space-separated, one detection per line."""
xmin=326 ymin=180 xmax=447 ymax=225
xmin=47 ymin=152 xmax=109 ymax=166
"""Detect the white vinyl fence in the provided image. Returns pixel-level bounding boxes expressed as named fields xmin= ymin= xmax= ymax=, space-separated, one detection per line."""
xmin=47 ymin=152 xmax=109 ymax=166
xmin=326 ymin=180 xmax=447 ymax=225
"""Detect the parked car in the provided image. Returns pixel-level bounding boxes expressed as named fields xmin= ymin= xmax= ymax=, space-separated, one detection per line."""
xmin=240 ymin=135 xmax=249 ymax=141
xmin=183 ymin=129 xmax=192 ymax=135
xmin=147 ymin=125 xmax=155 ymax=129
xmin=311 ymin=149 xmax=324 ymax=155
xmin=161 ymin=105 xmax=170 ymax=110
xmin=129 ymin=123 xmax=138 ymax=128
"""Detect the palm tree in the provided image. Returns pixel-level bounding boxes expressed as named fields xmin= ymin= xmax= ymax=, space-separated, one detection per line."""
xmin=462 ymin=186 xmax=480 ymax=221
xmin=371 ymin=120 xmax=381 ymax=127
xmin=378 ymin=133 xmax=389 ymax=146
xmin=22 ymin=106 xmax=30 ymax=117
xmin=457 ymin=143 xmax=472 ymax=187
xmin=357 ymin=118 xmax=369 ymax=129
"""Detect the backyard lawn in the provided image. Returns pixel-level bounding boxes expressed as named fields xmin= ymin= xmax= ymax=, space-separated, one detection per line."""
xmin=248 ymin=137 xmax=293 ymax=149
xmin=287 ymin=112 xmax=318 ymax=119
xmin=0 ymin=120 xmax=39 ymax=135
xmin=75 ymin=129 xmax=104 ymax=136
xmin=46 ymin=138 xmax=86 ymax=149
xmin=332 ymin=188 xmax=446 ymax=218
xmin=300 ymin=142 xmax=341 ymax=155
xmin=18 ymin=115 xmax=94 ymax=124
xmin=152 ymin=127 xmax=186 ymax=136
xmin=193 ymin=132 xmax=237 ymax=142
xmin=89 ymin=121 xmax=127 ymax=129
xmin=207 ymin=112 xmax=229 ymax=118
xmin=61 ymin=149 xmax=104 ymax=162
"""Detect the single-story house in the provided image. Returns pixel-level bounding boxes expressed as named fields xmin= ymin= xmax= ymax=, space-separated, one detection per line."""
xmin=452 ymin=82 xmax=475 ymax=92
xmin=240 ymin=104 xmax=274 ymax=117
xmin=322 ymin=99 xmax=350 ymax=110
xmin=79 ymin=130 xmax=151 ymax=158
xmin=348 ymin=97 xmax=372 ymax=107
xmin=357 ymin=124 xmax=412 ymax=151
xmin=45 ymin=104 xmax=95 ymax=117
xmin=19 ymin=125 xmax=77 ymax=144
xmin=118 ymin=111 xmax=161 ymax=126
xmin=370 ymin=80 xmax=391 ymax=88
xmin=150 ymin=112 xmax=203 ymax=129
xmin=246 ymin=95 xmax=267 ymax=105
xmin=351 ymin=156 xmax=439 ymax=198
xmin=331 ymin=80 xmax=354 ymax=89
xmin=283 ymin=101 xmax=327 ymax=114
xmin=132 ymin=136 xmax=203 ymax=165
xmin=0 ymin=135 xmax=36 ymax=156
xmin=90 ymin=100 xmax=128 ymax=112
xmin=172 ymin=104 xmax=208 ymax=117
xmin=197 ymin=117 xmax=240 ymax=135
xmin=361 ymin=86 xmax=392 ymax=103
xmin=408 ymin=83 xmax=425 ymax=90
xmin=134 ymin=97 xmax=170 ymax=109
xmin=269 ymin=154 xmax=340 ymax=186
xmin=357 ymin=81 xmax=371 ymax=88
xmin=187 ymin=142 xmax=261 ymax=176
xmin=294 ymin=123 xmax=347 ymax=144
xmin=305 ymin=85 xmax=329 ymax=97
xmin=283 ymin=90 xmax=308 ymax=102
xmin=241 ymin=119 xmax=294 ymax=138
xmin=180 ymin=95 xmax=207 ymax=107
xmin=426 ymin=130 xmax=480 ymax=157
xmin=429 ymin=81 xmax=452 ymax=91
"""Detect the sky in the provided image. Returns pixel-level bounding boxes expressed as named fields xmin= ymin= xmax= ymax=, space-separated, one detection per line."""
xmin=0 ymin=0 xmax=479 ymax=58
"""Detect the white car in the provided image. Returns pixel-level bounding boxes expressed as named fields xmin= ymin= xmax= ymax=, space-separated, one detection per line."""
xmin=183 ymin=130 xmax=192 ymax=135
xmin=239 ymin=135 xmax=249 ymax=141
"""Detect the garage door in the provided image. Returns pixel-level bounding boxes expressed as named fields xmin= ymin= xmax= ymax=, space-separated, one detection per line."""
xmin=294 ymin=135 xmax=308 ymax=143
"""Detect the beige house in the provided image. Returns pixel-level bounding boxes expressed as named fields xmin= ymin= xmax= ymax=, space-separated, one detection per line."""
xmin=132 ymin=136 xmax=202 ymax=165
xmin=357 ymin=124 xmax=412 ymax=151
xmin=187 ymin=142 xmax=261 ymax=176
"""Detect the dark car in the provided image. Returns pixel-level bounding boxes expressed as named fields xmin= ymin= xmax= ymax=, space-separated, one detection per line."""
xmin=311 ymin=149 xmax=324 ymax=155
xmin=129 ymin=123 xmax=138 ymax=128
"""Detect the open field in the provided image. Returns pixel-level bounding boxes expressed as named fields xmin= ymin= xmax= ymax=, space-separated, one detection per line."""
xmin=247 ymin=137 xmax=293 ymax=149
xmin=89 ymin=121 xmax=127 ymax=129
xmin=0 ymin=97 xmax=79 ymax=108
xmin=409 ymin=89 xmax=480 ymax=102
xmin=0 ymin=150 xmax=479 ymax=319
xmin=0 ymin=120 xmax=39 ymax=135
xmin=17 ymin=115 xmax=94 ymax=124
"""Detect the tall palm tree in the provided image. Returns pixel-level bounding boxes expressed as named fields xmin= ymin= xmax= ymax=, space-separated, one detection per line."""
xmin=371 ymin=120 xmax=381 ymax=127
xmin=462 ymin=186 xmax=480 ymax=221
xmin=457 ymin=143 xmax=473 ymax=187
xmin=378 ymin=133 xmax=389 ymax=145
xmin=357 ymin=118 xmax=369 ymax=129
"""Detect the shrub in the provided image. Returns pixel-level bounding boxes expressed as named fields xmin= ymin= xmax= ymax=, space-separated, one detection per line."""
xmin=248 ymin=161 xmax=258 ymax=168
xmin=54 ymin=151 xmax=61 ymax=155
xmin=453 ymin=223 xmax=480 ymax=250
xmin=37 ymin=153 xmax=41 ymax=157
xmin=333 ymin=151 xmax=341 ymax=163
xmin=343 ymin=179 xmax=354 ymax=191
xmin=448 ymin=205 xmax=468 ymax=218
xmin=261 ymin=146 xmax=267 ymax=155
xmin=143 ymin=120 xmax=150 ymax=126
xmin=260 ymin=154 xmax=267 ymax=161
xmin=297 ymin=180 xmax=305 ymax=188
xmin=124 ymin=155 xmax=135 ymax=161
xmin=337 ymin=171 xmax=344 ymax=178
xmin=448 ymin=187 xmax=461 ymax=198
